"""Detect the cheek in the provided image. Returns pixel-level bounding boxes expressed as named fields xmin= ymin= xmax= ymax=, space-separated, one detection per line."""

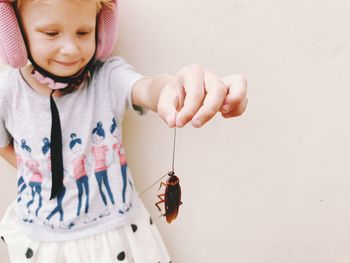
xmin=83 ymin=38 xmax=96 ymax=56
xmin=28 ymin=39 xmax=52 ymax=60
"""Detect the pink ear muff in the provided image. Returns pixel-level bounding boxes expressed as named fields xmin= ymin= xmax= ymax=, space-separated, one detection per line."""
xmin=96 ymin=0 xmax=119 ymax=60
xmin=0 ymin=0 xmax=118 ymax=68
xmin=0 ymin=0 xmax=28 ymax=68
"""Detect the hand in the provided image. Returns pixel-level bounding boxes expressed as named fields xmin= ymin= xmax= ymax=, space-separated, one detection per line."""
xmin=157 ymin=65 xmax=248 ymax=128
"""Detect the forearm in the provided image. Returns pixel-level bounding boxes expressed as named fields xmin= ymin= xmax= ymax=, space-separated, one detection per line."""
xmin=132 ymin=75 xmax=176 ymax=112
xmin=0 ymin=141 xmax=17 ymax=168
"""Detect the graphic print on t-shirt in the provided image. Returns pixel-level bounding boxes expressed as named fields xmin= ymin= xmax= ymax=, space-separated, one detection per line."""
xmin=16 ymin=140 xmax=27 ymax=204
xmin=42 ymin=138 xmax=69 ymax=229
xmin=14 ymin=118 xmax=135 ymax=231
xmin=110 ymin=117 xmax=133 ymax=214
xmin=19 ymin=139 xmax=43 ymax=223
xmin=68 ymin=133 xmax=95 ymax=227
xmin=91 ymin=121 xmax=115 ymax=218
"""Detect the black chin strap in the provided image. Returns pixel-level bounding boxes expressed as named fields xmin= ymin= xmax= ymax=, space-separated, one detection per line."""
xmin=49 ymin=90 xmax=64 ymax=200
xmin=29 ymin=55 xmax=94 ymax=88
xmin=29 ymin=58 xmax=94 ymax=199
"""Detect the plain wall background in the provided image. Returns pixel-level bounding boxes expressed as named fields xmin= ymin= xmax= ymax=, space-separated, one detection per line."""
xmin=1 ymin=0 xmax=350 ymax=262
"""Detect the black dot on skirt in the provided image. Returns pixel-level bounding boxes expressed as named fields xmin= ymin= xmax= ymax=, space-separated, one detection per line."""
xmin=150 ymin=217 xmax=153 ymax=225
xmin=1 ymin=236 xmax=5 ymax=244
xmin=131 ymin=224 xmax=138 ymax=233
xmin=117 ymin=251 xmax=126 ymax=261
xmin=25 ymin=247 xmax=34 ymax=259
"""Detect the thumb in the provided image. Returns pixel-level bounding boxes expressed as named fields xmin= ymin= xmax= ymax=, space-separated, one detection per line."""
xmin=157 ymin=84 xmax=179 ymax=128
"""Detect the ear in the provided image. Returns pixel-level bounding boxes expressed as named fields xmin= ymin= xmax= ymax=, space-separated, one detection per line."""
xmin=95 ymin=0 xmax=119 ymax=60
xmin=0 ymin=1 xmax=28 ymax=68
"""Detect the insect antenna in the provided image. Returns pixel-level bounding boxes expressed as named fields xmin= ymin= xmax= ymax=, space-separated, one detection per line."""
xmin=138 ymin=173 xmax=168 ymax=197
xmin=137 ymin=127 xmax=177 ymax=197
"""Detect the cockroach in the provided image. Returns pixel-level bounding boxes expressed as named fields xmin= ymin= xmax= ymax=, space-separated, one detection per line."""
xmin=138 ymin=128 xmax=182 ymax=223
xmin=155 ymin=171 xmax=182 ymax=224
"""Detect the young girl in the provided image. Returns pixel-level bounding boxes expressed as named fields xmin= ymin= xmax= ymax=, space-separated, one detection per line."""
xmin=0 ymin=0 xmax=248 ymax=262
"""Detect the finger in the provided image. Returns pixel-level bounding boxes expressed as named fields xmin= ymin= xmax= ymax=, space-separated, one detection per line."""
xmin=175 ymin=78 xmax=186 ymax=112
xmin=221 ymin=97 xmax=248 ymax=118
xmin=220 ymin=74 xmax=247 ymax=114
xmin=157 ymin=84 xmax=179 ymax=128
xmin=176 ymin=65 xmax=205 ymax=127
xmin=191 ymin=71 xmax=228 ymax=128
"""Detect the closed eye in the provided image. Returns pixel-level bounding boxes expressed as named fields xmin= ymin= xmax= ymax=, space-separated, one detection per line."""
xmin=43 ymin=31 xmax=58 ymax=37
xmin=77 ymin=31 xmax=91 ymax=36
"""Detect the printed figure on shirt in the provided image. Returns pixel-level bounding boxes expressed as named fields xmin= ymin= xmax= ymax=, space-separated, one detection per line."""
xmin=42 ymin=138 xmax=69 ymax=229
xmin=69 ymin=133 xmax=95 ymax=226
xmin=21 ymin=139 xmax=43 ymax=223
xmin=41 ymin=138 xmax=51 ymax=174
xmin=91 ymin=121 xmax=115 ymax=217
xmin=15 ymin=140 xmax=28 ymax=203
xmin=110 ymin=117 xmax=131 ymax=214
xmin=44 ymin=185 xmax=69 ymax=229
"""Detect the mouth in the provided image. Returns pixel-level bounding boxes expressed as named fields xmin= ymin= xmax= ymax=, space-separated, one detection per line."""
xmin=52 ymin=60 xmax=81 ymax=66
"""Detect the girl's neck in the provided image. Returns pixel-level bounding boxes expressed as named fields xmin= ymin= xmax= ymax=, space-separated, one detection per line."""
xmin=20 ymin=65 xmax=65 ymax=98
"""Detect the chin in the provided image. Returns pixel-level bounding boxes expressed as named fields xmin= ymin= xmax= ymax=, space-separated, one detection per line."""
xmin=51 ymin=67 xmax=83 ymax=77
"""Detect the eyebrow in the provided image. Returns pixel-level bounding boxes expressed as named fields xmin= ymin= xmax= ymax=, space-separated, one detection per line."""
xmin=34 ymin=23 xmax=95 ymax=30
xmin=34 ymin=23 xmax=60 ymax=29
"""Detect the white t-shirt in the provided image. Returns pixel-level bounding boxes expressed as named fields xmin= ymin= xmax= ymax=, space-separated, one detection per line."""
xmin=0 ymin=57 xmax=145 ymax=241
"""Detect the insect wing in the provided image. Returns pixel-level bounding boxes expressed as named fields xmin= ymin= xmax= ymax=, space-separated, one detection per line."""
xmin=164 ymin=177 xmax=181 ymax=223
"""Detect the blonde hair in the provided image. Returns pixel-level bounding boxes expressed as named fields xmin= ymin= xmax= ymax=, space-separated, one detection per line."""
xmin=15 ymin=0 xmax=115 ymax=12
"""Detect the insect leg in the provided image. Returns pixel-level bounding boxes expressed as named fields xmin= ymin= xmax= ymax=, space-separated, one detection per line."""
xmin=155 ymin=194 xmax=165 ymax=212
xmin=157 ymin=194 xmax=165 ymax=200
xmin=158 ymin=181 xmax=167 ymax=190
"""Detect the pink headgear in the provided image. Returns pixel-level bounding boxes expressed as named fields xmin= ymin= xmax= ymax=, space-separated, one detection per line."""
xmin=0 ymin=0 xmax=119 ymax=68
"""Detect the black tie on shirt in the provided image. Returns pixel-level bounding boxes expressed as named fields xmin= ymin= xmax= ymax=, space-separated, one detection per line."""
xmin=49 ymin=90 xmax=64 ymax=200
xmin=47 ymin=69 xmax=92 ymax=199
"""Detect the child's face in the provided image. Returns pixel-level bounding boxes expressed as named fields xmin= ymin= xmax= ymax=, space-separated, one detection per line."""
xmin=19 ymin=0 xmax=97 ymax=77
xmin=92 ymin=133 xmax=103 ymax=144
xmin=72 ymin=143 xmax=82 ymax=155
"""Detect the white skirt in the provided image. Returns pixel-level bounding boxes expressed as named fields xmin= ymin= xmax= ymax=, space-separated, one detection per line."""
xmin=0 ymin=202 xmax=171 ymax=263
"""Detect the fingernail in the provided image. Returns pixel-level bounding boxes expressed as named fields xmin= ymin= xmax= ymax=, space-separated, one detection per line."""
xmin=222 ymin=105 xmax=230 ymax=112
xmin=176 ymin=118 xmax=184 ymax=127
xmin=192 ymin=119 xmax=202 ymax=128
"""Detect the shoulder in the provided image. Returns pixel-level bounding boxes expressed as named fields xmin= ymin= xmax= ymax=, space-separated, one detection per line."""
xmin=91 ymin=56 xmax=136 ymax=79
xmin=0 ymin=68 xmax=19 ymax=103
xmin=0 ymin=68 xmax=17 ymax=90
xmin=97 ymin=56 xmax=131 ymax=69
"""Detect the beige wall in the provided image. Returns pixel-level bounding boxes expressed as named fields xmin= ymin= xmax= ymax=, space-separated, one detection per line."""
xmin=1 ymin=0 xmax=350 ymax=262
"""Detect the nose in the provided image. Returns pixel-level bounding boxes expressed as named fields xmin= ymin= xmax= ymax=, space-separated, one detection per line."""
xmin=60 ymin=36 xmax=80 ymax=56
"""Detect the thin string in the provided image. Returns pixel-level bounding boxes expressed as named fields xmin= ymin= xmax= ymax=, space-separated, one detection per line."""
xmin=138 ymin=127 xmax=177 ymax=197
xmin=171 ymin=127 xmax=176 ymax=173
